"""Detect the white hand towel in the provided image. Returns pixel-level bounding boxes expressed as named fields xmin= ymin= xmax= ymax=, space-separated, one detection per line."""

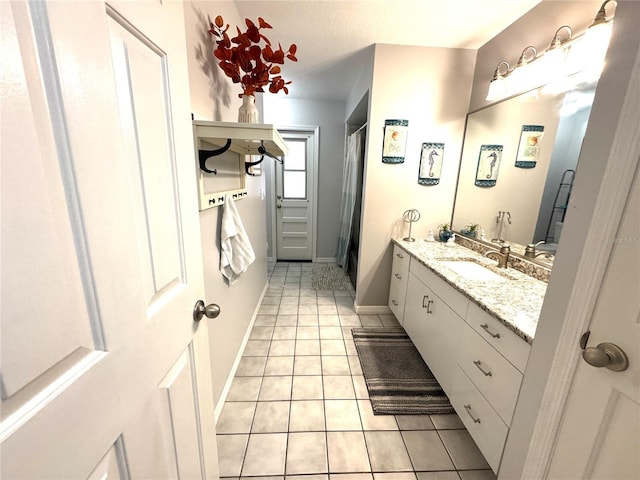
xmin=220 ymin=194 xmax=256 ymax=284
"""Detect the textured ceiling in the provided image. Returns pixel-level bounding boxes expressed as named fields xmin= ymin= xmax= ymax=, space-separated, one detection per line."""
xmin=232 ymin=0 xmax=541 ymax=100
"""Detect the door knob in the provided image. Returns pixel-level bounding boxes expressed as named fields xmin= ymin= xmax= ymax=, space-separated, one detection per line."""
xmin=277 ymin=195 xmax=282 ymax=199
xmin=582 ymin=342 xmax=629 ymax=371
xmin=277 ymin=204 xmax=282 ymax=209
xmin=193 ymin=300 xmax=221 ymax=322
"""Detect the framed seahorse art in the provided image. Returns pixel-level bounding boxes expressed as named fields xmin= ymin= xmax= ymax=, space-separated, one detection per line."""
xmin=418 ymin=142 xmax=445 ymax=185
xmin=475 ymin=144 xmax=503 ymax=187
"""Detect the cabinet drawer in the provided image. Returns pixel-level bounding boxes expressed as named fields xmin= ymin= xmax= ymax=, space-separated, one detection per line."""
xmin=409 ymin=259 xmax=468 ymax=318
xmin=392 ymin=245 xmax=410 ymax=272
xmin=388 ymin=283 xmax=406 ymax=323
xmin=466 ymin=302 xmax=530 ymax=373
xmin=458 ymin=324 xmax=523 ymax=425
xmin=389 ymin=245 xmax=410 ymax=323
xmin=450 ymin=366 xmax=508 ymax=474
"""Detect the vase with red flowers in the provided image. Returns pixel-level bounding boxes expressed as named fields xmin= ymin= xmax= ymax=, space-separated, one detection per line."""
xmin=209 ymin=15 xmax=298 ymax=123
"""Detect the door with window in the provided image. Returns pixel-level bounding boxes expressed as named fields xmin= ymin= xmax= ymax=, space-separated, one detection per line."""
xmin=275 ymin=130 xmax=316 ymax=261
xmin=1 ymin=1 xmax=218 ymax=478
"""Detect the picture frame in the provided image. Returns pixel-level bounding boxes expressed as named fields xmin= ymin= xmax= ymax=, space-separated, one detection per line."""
xmin=381 ymin=119 xmax=408 ymax=163
xmin=475 ymin=144 xmax=503 ymax=187
xmin=418 ymin=142 xmax=444 ymax=185
xmin=515 ymin=125 xmax=545 ymax=168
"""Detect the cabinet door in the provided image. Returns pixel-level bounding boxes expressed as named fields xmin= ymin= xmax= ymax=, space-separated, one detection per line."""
xmin=404 ymin=273 xmax=465 ymax=394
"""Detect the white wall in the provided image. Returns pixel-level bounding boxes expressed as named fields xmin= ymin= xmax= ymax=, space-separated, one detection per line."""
xmin=496 ymin=1 xmax=640 ymax=477
xmin=263 ymin=97 xmax=347 ymax=260
xmin=183 ymin=1 xmax=268 ymax=406
xmin=356 ymin=43 xmax=476 ymax=307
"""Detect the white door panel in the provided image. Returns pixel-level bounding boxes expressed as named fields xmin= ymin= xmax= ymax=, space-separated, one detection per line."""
xmin=547 ymin=165 xmax=640 ymax=479
xmin=1 ymin=1 xmax=218 ymax=478
xmin=1 ymin=1 xmax=95 ymax=400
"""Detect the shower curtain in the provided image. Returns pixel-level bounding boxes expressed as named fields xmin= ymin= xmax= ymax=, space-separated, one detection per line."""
xmin=336 ymin=128 xmax=363 ymax=270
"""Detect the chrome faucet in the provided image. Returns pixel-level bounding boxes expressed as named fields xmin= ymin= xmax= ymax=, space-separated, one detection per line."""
xmin=524 ymin=241 xmax=550 ymax=259
xmin=485 ymin=243 xmax=511 ymax=268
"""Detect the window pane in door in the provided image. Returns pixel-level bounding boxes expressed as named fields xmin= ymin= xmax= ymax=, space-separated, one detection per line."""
xmin=285 ymin=140 xmax=306 ymax=170
xmin=284 ymin=171 xmax=306 ymax=199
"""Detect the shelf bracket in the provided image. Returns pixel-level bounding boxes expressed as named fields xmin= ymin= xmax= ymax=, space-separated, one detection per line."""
xmin=244 ymin=143 xmax=283 ymax=176
xmin=198 ymin=138 xmax=232 ymax=174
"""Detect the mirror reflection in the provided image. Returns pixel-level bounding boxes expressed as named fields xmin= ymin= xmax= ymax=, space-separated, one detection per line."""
xmin=452 ymin=81 xmax=597 ymax=263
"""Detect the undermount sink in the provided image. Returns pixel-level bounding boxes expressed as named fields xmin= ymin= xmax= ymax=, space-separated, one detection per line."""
xmin=440 ymin=260 xmax=507 ymax=283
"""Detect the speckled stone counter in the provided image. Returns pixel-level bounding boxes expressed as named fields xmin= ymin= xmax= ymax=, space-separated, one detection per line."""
xmin=393 ymin=238 xmax=548 ymax=344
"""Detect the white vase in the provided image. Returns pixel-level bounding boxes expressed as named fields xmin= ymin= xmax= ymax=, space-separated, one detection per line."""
xmin=238 ymin=94 xmax=258 ymax=123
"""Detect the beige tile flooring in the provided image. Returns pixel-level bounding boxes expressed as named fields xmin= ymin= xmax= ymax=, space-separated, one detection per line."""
xmin=216 ymin=262 xmax=496 ymax=480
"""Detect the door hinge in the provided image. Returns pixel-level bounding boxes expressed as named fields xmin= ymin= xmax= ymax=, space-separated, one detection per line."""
xmin=579 ymin=330 xmax=591 ymax=349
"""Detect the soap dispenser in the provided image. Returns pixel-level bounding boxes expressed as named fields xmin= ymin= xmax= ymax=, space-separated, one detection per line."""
xmin=426 ymin=229 xmax=435 ymax=242
xmin=446 ymin=233 xmax=457 ymax=247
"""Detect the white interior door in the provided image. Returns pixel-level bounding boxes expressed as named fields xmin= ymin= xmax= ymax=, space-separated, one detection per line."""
xmin=1 ymin=1 xmax=218 ymax=478
xmin=275 ymin=131 xmax=315 ymax=261
xmin=546 ymin=164 xmax=640 ymax=479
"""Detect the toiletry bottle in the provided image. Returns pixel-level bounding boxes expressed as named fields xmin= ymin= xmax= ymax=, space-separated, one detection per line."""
xmin=426 ymin=230 xmax=435 ymax=242
xmin=446 ymin=233 xmax=456 ymax=246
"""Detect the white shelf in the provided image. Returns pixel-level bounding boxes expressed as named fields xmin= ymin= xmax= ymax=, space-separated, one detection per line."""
xmin=194 ymin=120 xmax=288 ymax=157
xmin=193 ymin=121 xmax=287 ymax=211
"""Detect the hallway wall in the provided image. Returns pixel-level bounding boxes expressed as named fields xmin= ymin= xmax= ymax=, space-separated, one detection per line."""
xmin=183 ymin=1 xmax=268 ymax=407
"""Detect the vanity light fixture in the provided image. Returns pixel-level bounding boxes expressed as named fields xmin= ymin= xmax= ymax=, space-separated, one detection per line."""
xmin=508 ymin=46 xmax=539 ymax=94
xmin=541 ymin=26 xmax=573 ymax=75
xmin=485 ymin=61 xmax=510 ymax=101
xmin=485 ymin=1 xmax=616 ymax=103
xmin=567 ymin=0 xmax=616 ymax=83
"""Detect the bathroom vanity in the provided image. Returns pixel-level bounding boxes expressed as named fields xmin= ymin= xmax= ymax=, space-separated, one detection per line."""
xmin=388 ymin=239 xmax=547 ymax=473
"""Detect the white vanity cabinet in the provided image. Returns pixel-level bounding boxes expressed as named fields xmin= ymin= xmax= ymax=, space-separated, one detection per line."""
xmin=392 ymin=243 xmax=533 ymax=474
xmin=388 ymin=245 xmax=410 ymax=323
xmin=403 ymin=260 xmax=466 ymax=394
xmin=450 ymin=302 xmax=530 ymax=472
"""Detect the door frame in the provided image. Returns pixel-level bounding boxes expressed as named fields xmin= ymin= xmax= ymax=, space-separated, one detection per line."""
xmin=268 ymin=126 xmax=320 ymax=262
xmin=515 ymin=30 xmax=640 ymax=479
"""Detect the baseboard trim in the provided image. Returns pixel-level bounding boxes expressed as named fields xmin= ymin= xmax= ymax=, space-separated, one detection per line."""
xmin=315 ymin=257 xmax=337 ymax=263
xmin=354 ymin=303 xmax=392 ymax=315
xmin=214 ymin=281 xmax=268 ymax=422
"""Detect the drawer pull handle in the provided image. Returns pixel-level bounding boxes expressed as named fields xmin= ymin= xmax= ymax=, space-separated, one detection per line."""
xmin=391 ymin=299 xmax=398 ymax=306
xmin=473 ymin=360 xmax=493 ymax=376
xmin=394 ymin=273 xmax=402 ymax=279
xmin=396 ymin=253 xmax=404 ymax=259
xmin=464 ymin=404 xmax=481 ymax=424
xmin=422 ymin=295 xmax=429 ymax=308
xmin=480 ymin=323 xmax=501 ymax=339
xmin=426 ymin=299 xmax=434 ymax=314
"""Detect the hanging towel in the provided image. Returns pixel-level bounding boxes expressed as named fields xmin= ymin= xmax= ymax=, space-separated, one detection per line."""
xmin=220 ymin=194 xmax=255 ymax=284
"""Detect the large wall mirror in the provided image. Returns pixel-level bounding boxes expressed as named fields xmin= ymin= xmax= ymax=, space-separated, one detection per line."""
xmin=452 ymin=79 xmax=597 ymax=264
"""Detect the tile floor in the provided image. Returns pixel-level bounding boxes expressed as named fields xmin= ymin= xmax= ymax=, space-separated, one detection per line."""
xmin=216 ymin=262 xmax=496 ymax=480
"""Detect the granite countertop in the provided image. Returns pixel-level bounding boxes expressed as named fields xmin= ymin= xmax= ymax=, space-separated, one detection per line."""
xmin=393 ymin=238 xmax=548 ymax=344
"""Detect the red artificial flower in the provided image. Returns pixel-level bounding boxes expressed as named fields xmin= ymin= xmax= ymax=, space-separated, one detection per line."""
xmin=209 ymin=15 xmax=297 ymax=97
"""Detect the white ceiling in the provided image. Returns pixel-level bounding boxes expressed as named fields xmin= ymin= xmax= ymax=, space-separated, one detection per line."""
xmin=233 ymin=0 xmax=541 ymax=101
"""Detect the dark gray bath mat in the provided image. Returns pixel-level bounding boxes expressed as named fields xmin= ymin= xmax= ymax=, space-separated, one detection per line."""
xmin=352 ymin=327 xmax=454 ymax=415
